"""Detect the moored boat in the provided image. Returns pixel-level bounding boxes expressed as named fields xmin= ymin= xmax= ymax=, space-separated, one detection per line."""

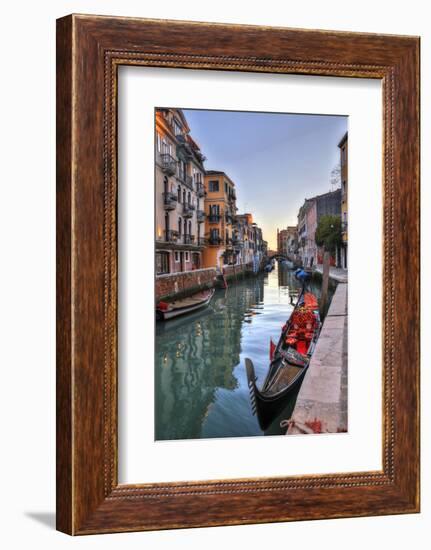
xmin=156 ymin=288 xmax=215 ymax=321
xmin=245 ymin=288 xmax=321 ymax=430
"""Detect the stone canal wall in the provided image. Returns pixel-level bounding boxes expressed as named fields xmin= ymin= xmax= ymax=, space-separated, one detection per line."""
xmin=156 ymin=263 xmax=260 ymax=301
xmin=287 ymin=282 xmax=348 ymax=434
xmin=222 ymin=262 xmax=255 ymax=281
xmin=156 ymin=268 xmax=217 ymax=301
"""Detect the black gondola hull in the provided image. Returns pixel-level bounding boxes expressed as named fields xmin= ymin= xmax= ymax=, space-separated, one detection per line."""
xmin=246 ymin=358 xmax=308 ymax=431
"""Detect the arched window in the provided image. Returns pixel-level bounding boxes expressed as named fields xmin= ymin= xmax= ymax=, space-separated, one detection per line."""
xmin=163 ymin=176 xmax=168 ymax=194
xmin=183 ymin=189 xmax=186 ymax=204
xmin=187 ymin=192 xmax=191 ymax=205
xmin=178 ymin=216 xmax=182 ymax=236
xmin=188 ymin=220 xmax=192 ymax=235
xmin=183 ymin=219 xmax=187 ymax=236
xmin=177 ymin=186 xmax=181 ymax=203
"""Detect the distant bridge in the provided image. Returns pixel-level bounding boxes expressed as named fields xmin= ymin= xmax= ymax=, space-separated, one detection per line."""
xmin=267 ymin=253 xmax=291 ymax=262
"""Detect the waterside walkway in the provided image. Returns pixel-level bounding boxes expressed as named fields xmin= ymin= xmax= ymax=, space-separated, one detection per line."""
xmin=287 ymin=282 xmax=348 ymax=434
xmin=314 ymin=264 xmax=348 ymax=284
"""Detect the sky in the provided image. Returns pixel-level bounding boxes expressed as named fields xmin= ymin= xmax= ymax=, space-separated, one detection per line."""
xmin=182 ymin=108 xmax=347 ymax=250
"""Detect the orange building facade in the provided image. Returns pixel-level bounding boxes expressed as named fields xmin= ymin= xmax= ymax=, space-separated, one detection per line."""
xmin=202 ymin=171 xmax=238 ymax=269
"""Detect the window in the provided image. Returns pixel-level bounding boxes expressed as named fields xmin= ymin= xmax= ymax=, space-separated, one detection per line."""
xmin=225 ymin=182 xmax=228 ymax=194
xmin=178 ymin=217 xmax=182 ymax=235
xmin=156 ymin=252 xmax=170 ymax=275
xmin=188 ymin=220 xmax=192 ymax=235
xmin=208 ymin=180 xmax=219 ymax=192
xmin=173 ymin=118 xmax=182 ymax=136
xmin=174 ymin=251 xmax=180 ymax=263
xmin=177 ymin=185 xmax=181 ymax=203
xmin=185 ymin=251 xmax=190 ymax=262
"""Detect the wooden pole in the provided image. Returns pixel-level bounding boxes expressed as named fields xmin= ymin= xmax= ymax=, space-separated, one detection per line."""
xmin=320 ymin=250 xmax=330 ymax=317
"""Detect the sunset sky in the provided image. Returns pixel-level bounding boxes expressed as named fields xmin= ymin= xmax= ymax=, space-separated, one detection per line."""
xmin=182 ymin=109 xmax=347 ymax=250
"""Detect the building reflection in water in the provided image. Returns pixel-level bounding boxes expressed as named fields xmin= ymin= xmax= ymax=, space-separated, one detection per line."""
xmin=155 ymin=266 xmax=328 ymax=441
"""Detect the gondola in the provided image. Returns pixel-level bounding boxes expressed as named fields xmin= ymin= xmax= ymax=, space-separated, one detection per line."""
xmin=156 ymin=288 xmax=215 ymax=321
xmin=245 ymin=287 xmax=321 ymax=430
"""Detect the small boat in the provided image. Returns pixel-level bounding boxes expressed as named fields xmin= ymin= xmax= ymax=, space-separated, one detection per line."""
xmin=295 ymin=268 xmax=311 ymax=282
xmin=245 ymin=288 xmax=321 ymax=430
xmin=156 ymin=288 xmax=215 ymax=321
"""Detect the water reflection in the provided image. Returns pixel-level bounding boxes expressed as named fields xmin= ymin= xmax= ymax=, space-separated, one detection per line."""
xmin=155 ymin=265 xmax=328 ymax=440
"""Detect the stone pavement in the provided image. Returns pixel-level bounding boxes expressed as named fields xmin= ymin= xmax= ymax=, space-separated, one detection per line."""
xmin=314 ymin=264 xmax=348 ymax=283
xmin=287 ymin=282 xmax=348 ymax=434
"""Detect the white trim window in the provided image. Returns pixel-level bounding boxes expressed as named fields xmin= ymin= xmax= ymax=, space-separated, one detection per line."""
xmin=185 ymin=251 xmax=190 ymax=262
xmin=174 ymin=251 xmax=180 ymax=263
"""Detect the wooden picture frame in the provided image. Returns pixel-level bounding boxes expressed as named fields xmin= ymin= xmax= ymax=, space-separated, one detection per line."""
xmin=56 ymin=14 xmax=420 ymax=535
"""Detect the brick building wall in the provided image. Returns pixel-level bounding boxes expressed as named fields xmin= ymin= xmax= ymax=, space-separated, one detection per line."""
xmin=156 ymin=267 xmax=217 ymax=301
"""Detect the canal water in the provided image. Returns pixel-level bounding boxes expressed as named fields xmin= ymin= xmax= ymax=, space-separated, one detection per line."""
xmin=155 ymin=264 xmax=331 ymax=441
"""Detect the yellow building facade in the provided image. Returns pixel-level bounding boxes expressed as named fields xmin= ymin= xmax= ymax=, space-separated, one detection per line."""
xmin=202 ymin=171 xmax=238 ymax=269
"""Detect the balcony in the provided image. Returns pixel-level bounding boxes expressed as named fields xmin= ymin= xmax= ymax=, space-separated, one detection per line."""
xmin=208 ymin=214 xmax=221 ymax=223
xmin=176 ymin=134 xmax=193 ymax=158
xmin=184 ymin=175 xmax=194 ymax=189
xmin=183 ymin=203 xmax=195 ymax=217
xmin=183 ymin=234 xmax=195 ymax=245
xmin=228 ymin=190 xmax=237 ymax=202
xmin=197 ymin=210 xmax=206 ymax=223
xmin=160 ymin=154 xmax=177 ymax=176
xmin=163 ymin=191 xmax=178 ymax=210
xmin=197 ymin=237 xmax=208 ymax=247
xmin=225 ymin=212 xmax=233 ymax=223
xmin=209 ymin=236 xmax=222 ymax=245
xmin=197 ymin=184 xmax=205 ymax=197
xmin=164 ymin=230 xmax=179 ymax=243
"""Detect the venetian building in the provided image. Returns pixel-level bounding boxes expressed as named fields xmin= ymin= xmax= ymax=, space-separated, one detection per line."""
xmin=155 ymin=108 xmax=207 ymax=275
xmin=202 ymin=171 xmax=238 ymax=269
xmin=338 ymin=132 xmax=348 ymax=269
xmin=297 ymin=189 xmax=341 ymax=267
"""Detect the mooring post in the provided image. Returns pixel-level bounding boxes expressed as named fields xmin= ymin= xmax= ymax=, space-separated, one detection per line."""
xmin=320 ymin=251 xmax=330 ymax=316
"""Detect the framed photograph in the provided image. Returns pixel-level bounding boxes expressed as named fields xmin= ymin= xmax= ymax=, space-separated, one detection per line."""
xmin=56 ymin=14 xmax=420 ymax=534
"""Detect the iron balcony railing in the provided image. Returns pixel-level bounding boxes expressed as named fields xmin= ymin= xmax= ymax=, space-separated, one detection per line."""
xmin=178 ymin=173 xmax=193 ymax=189
xmin=208 ymin=214 xmax=221 ymax=223
xmin=176 ymin=134 xmax=193 ymax=158
xmin=183 ymin=203 xmax=195 ymax=217
xmin=197 ymin=210 xmax=206 ymax=222
xmin=164 ymin=230 xmax=179 ymax=243
xmin=183 ymin=234 xmax=195 ymax=245
xmin=163 ymin=191 xmax=178 ymax=210
xmin=197 ymin=237 xmax=208 ymax=246
xmin=160 ymin=154 xmax=177 ymax=176
xmin=209 ymin=236 xmax=222 ymax=245
xmin=196 ymin=184 xmax=205 ymax=197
